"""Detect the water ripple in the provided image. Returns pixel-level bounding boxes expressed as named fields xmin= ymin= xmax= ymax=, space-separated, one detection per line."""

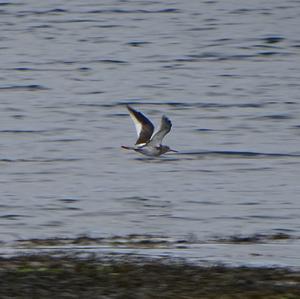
xmin=177 ymin=150 xmax=300 ymax=158
xmin=0 ymin=85 xmax=49 ymax=91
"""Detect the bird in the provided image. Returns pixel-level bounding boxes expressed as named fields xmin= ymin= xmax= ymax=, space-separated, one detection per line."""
xmin=122 ymin=105 xmax=177 ymax=156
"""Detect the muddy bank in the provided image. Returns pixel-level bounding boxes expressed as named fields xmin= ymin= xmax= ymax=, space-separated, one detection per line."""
xmin=0 ymin=253 xmax=300 ymax=299
xmin=14 ymin=232 xmax=297 ymax=248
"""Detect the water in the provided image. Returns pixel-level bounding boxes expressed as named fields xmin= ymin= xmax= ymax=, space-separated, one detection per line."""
xmin=1 ymin=0 xmax=300 ymax=266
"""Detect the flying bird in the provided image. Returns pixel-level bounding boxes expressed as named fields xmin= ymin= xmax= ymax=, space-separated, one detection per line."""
xmin=122 ymin=105 xmax=177 ymax=156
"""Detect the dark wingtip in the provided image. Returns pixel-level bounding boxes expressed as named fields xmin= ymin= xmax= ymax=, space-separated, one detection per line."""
xmin=162 ymin=115 xmax=172 ymax=126
xmin=126 ymin=105 xmax=137 ymax=114
xmin=126 ymin=105 xmax=141 ymax=118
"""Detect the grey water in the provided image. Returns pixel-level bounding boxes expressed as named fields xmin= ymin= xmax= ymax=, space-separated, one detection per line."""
xmin=1 ymin=0 xmax=300 ymax=267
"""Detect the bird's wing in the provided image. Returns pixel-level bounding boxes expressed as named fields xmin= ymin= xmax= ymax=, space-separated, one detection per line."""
xmin=147 ymin=115 xmax=172 ymax=147
xmin=126 ymin=105 xmax=154 ymax=145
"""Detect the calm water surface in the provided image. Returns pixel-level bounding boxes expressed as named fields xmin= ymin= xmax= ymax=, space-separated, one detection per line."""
xmin=1 ymin=0 xmax=300 ymax=266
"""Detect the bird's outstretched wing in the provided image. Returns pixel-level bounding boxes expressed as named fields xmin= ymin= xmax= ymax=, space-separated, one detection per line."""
xmin=126 ymin=105 xmax=154 ymax=145
xmin=147 ymin=115 xmax=172 ymax=147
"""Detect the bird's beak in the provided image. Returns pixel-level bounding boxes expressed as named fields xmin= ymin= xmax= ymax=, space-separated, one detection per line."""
xmin=169 ymin=148 xmax=178 ymax=153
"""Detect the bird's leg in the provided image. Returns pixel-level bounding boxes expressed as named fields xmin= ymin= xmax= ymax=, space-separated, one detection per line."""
xmin=121 ymin=145 xmax=135 ymax=150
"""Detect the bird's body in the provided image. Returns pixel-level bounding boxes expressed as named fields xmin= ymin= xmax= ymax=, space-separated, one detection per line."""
xmin=122 ymin=105 xmax=176 ymax=156
xmin=123 ymin=144 xmax=171 ymax=157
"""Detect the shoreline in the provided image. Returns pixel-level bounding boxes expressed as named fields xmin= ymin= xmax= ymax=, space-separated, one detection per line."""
xmin=1 ymin=252 xmax=300 ymax=298
xmin=1 ymin=233 xmax=299 ymax=268
xmin=1 ymin=235 xmax=300 ymax=298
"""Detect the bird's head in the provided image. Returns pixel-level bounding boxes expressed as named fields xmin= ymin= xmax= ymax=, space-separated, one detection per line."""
xmin=161 ymin=146 xmax=178 ymax=154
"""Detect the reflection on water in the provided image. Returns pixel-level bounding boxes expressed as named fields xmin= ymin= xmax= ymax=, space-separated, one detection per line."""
xmin=0 ymin=0 xmax=300 ymax=266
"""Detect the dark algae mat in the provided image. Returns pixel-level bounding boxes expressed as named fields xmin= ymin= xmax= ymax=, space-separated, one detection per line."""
xmin=0 ymin=254 xmax=300 ymax=299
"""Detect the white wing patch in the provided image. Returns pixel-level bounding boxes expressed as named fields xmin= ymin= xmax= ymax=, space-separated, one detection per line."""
xmin=126 ymin=105 xmax=155 ymax=145
xmin=136 ymin=143 xmax=146 ymax=147
xmin=128 ymin=109 xmax=142 ymax=137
